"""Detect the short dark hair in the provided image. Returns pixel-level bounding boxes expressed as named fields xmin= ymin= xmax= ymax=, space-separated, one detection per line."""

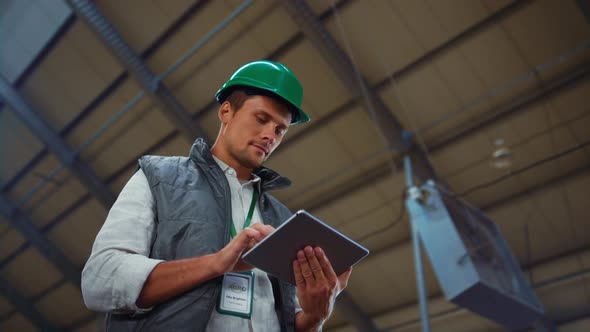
xmin=223 ymin=86 xmax=298 ymax=122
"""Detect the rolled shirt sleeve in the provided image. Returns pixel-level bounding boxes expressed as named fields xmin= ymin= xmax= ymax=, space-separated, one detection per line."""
xmin=82 ymin=169 xmax=163 ymax=314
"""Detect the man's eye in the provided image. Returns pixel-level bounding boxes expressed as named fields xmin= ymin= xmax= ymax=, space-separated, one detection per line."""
xmin=256 ymin=117 xmax=265 ymax=124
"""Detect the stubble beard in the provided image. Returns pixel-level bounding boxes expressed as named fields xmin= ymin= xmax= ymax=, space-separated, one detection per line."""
xmin=231 ymin=143 xmax=266 ymax=170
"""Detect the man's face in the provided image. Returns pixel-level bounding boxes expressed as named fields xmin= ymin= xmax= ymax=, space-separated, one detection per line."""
xmin=219 ymin=95 xmax=292 ymax=170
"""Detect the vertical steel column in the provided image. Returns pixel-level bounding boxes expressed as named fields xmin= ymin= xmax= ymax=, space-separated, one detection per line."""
xmin=66 ymin=0 xmax=207 ymax=143
xmin=405 ymin=156 xmax=431 ymax=332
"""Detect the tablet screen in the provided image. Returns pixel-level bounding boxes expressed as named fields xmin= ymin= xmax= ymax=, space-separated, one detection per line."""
xmin=242 ymin=210 xmax=369 ymax=285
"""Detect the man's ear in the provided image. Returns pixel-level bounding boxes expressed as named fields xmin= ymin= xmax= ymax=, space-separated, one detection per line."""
xmin=218 ymin=101 xmax=233 ymax=124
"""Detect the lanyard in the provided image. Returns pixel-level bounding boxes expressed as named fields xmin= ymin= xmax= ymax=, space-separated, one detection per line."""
xmin=230 ymin=188 xmax=259 ymax=238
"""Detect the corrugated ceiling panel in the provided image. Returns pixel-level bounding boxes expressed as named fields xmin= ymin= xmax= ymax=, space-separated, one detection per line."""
xmin=164 ymin=1 xmax=283 ymax=114
xmin=96 ymin=0 xmax=186 ymax=54
xmin=549 ymin=78 xmax=590 ymax=119
xmin=327 ymin=107 xmax=388 ymax=160
xmin=47 ymin=198 xmax=106 ymax=266
xmin=425 ymin=0 xmax=490 ymax=38
xmin=458 ymin=24 xmax=535 ymax=103
xmin=83 ymin=102 xmax=178 ymax=177
xmin=66 ymin=72 xmax=188 ymax=182
xmin=248 ymin=5 xmax=298 ymax=51
xmin=144 ymin=133 xmax=190 ymax=158
xmin=174 ymin=34 xmax=275 ymax=115
xmin=481 ymin=0 xmax=514 ymax=11
xmin=500 ymin=0 xmax=590 ymax=80
xmin=35 ymin=283 xmax=88 ymax=327
xmin=7 ymin=152 xmax=63 ymax=208
xmin=64 ymin=22 xmax=123 ymax=87
xmin=429 ymin=133 xmax=492 ymax=178
xmin=343 ymin=243 xmax=440 ymax=316
xmin=0 ymin=247 xmax=63 ymax=297
xmin=0 ymin=227 xmax=26 ymax=262
xmin=147 ymin=0 xmax=272 ymax=86
xmin=328 ymin=297 xmax=456 ymax=332
xmin=0 ymin=295 xmax=12 ymax=316
xmin=304 ymin=0 xmax=334 ymax=16
xmin=524 ymin=202 xmax=580 ymax=262
xmin=108 ymin=166 xmax=138 ymax=195
xmin=0 ymin=312 xmax=36 ymax=332
xmin=537 ymin=278 xmax=590 ymax=323
xmin=322 ymin=0 xmax=423 ymax=85
xmin=392 ymin=0 xmax=459 ymax=51
xmin=73 ymin=320 xmax=96 ymax=332
xmin=20 ymin=32 xmax=117 ymax=131
xmin=313 ymin=182 xmax=388 ymax=228
xmin=0 ymin=107 xmax=44 ymax=181
xmin=266 ymin=128 xmax=354 ymax=194
xmin=0 ymin=221 xmax=7 ymax=233
xmin=64 ymin=78 xmax=144 ymax=164
xmin=276 ymin=41 xmax=351 ymax=120
xmin=530 ymin=248 xmax=590 ymax=285
xmin=339 ymin=201 xmax=409 ymax=253
xmin=25 ymin=172 xmax=89 ymax=229
xmin=562 ymin=319 xmax=590 ymax=332
xmin=151 ymin=0 xmax=196 ymax=20
xmin=383 ymin=63 xmax=463 ymax=135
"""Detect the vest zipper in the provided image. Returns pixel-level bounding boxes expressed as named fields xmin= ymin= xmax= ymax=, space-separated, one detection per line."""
xmin=203 ymin=166 xmax=233 ymax=329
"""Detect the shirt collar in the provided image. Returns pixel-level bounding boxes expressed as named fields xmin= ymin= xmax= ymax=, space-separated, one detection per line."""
xmin=212 ymin=155 xmax=261 ymax=188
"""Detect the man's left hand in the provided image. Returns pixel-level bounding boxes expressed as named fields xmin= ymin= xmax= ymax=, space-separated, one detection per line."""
xmin=293 ymin=246 xmax=352 ymax=331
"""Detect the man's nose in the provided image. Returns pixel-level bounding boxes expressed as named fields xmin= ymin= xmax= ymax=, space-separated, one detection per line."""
xmin=261 ymin=125 xmax=277 ymax=144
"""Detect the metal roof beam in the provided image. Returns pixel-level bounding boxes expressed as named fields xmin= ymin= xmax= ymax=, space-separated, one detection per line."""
xmin=0 ymin=194 xmax=81 ymax=287
xmin=0 ymin=274 xmax=58 ymax=331
xmin=0 ymin=76 xmax=117 ymax=209
xmin=65 ymin=0 xmax=207 ymax=143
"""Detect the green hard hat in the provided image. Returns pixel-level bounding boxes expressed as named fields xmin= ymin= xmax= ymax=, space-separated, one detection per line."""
xmin=215 ymin=60 xmax=310 ymax=124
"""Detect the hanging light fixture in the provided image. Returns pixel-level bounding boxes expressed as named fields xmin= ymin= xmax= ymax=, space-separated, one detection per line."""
xmin=491 ymin=139 xmax=513 ymax=169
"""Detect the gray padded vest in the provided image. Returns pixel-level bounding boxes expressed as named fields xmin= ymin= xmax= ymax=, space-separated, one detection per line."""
xmin=107 ymin=139 xmax=297 ymax=332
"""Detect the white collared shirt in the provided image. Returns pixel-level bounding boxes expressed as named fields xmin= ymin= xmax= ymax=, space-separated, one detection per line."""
xmin=206 ymin=156 xmax=281 ymax=332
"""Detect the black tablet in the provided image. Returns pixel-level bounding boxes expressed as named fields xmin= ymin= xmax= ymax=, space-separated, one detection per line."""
xmin=242 ymin=210 xmax=369 ymax=285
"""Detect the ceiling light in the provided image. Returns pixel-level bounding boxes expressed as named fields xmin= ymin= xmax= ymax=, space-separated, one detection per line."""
xmin=491 ymin=139 xmax=513 ymax=169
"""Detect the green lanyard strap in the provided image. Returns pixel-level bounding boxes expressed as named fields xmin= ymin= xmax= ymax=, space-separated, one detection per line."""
xmin=230 ymin=188 xmax=259 ymax=238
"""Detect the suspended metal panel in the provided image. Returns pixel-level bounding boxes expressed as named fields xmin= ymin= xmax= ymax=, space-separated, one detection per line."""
xmin=0 ymin=274 xmax=57 ymax=331
xmin=66 ymin=0 xmax=207 ymax=143
xmin=405 ymin=182 xmax=544 ymax=330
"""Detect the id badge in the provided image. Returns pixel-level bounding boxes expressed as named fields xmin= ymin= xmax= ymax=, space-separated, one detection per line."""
xmin=216 ymin=271 xmax=255 ymax=319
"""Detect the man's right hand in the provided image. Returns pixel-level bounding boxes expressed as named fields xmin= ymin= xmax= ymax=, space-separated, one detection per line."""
xmin=136 ymin=223 xmax=274 ymax=309
xmin=214 ymin=223 xmax=275 ymax=274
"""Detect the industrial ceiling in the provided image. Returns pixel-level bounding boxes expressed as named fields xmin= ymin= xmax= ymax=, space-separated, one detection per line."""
xmin=0 ymin=0 xmax=589 ymax=331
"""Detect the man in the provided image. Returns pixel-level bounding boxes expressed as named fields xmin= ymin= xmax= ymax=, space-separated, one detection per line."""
xmin=82 ymin=60 xmax=352 ymax=331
